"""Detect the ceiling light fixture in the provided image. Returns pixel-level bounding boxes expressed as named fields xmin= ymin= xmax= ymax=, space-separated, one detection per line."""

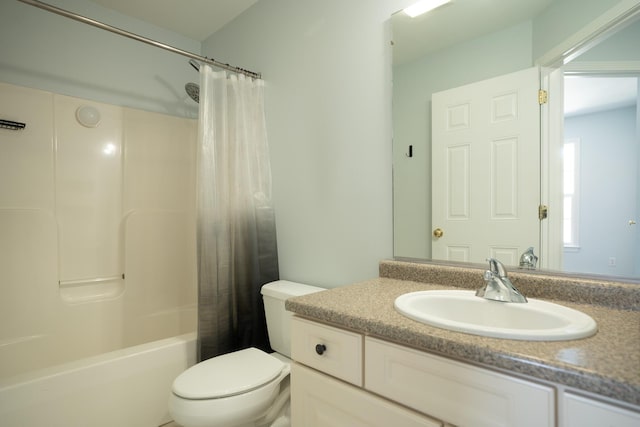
xmin=404 ymin=0 xmax=452 ymax=18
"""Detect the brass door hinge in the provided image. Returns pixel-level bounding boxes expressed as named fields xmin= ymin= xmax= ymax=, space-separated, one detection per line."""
xmin=539 ymin=204 xmax=548 ymax=220
xmin=538 ymin=89 xmax=548 ymax=105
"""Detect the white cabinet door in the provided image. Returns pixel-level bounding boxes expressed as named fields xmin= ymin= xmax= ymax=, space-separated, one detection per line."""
xmin=365 ymin=337 xmax=554 ymax=427
xmin=431 ymin=67 xmax=541 ymax=266
xmin=562 ymin=393 xmax=640 ymax=427
xmin=291 ymin=362 xmax=443 ymax=427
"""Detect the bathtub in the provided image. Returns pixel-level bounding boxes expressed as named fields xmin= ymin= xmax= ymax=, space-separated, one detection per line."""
xmin=0 ymin=332 xmax=196 ymax=427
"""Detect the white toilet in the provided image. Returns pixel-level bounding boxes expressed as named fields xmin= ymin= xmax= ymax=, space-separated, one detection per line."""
xmin=169 ymin=280 xmax=324 ymax=427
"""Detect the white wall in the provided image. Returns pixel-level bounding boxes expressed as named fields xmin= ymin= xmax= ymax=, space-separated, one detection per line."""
xmin=202 ymin=0 xmax=414 ymax=287
xmin=532 ymin=0 xmax=627 ymax=61
xmin=575 ymin=18 xmax=640 ymax=62
xmin=564 ymin=106 xmax=638 ymax=276
xmin=0 ymin=0 xmax=200 ymax=118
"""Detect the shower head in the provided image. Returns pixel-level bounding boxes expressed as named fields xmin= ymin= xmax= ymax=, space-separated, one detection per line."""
xmin=185 ymin=82 xmax=199 ymax=103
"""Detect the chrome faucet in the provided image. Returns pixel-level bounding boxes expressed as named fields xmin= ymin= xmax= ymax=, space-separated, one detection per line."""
xmin=475 ymin=258 xmax=527 ymax=303
xmin=519 ymin=247 xmax=538 ymax=270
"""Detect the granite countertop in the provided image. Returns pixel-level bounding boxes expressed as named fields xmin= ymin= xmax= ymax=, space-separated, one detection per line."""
xmin=286 ymin=268 xmax=640 ymax=407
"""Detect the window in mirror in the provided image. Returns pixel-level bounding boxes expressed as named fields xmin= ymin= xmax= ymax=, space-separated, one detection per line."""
xmin=563 ymin=139 xmax=580 ymax=249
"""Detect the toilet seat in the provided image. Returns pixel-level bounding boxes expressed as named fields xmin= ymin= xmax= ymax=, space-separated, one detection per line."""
xmin=172 ymin=347 xmax=286 ymax=400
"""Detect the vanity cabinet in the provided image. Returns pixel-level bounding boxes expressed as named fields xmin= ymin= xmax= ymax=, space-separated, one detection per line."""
xmin=291 ymin=316 xmax=553 ymax=427
xmin=561 ymin=393 xmax=640 ymax=427
xmin=291 ymin=364 xmax=442 ymax=426
xmin=291 ymin=316 xmax=640 ymax=426
xmin=365 ymin=337 xmax=554 ymax=427
xmin=290 ymin=316 xmax=441 ymax=426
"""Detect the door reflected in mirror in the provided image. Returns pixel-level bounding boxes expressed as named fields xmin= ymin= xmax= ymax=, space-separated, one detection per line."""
xmin=391 ymin=0 xmax=640 ymax=280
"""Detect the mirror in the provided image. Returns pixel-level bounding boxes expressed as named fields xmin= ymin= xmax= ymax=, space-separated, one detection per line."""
xmin=392 ymin=0 xmax=640 ymax=280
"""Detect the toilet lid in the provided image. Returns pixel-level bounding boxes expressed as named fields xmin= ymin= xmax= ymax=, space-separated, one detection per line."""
xmin=172 ymin=347 xmax=285 ymax=399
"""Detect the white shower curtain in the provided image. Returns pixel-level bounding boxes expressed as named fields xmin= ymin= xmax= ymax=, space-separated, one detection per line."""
xmin=196 ymin=65 xmax=279 ymax=361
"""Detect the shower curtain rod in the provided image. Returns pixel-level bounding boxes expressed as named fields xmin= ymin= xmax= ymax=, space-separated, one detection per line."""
xmin=17 ymin=0 xmax=261 ymax=79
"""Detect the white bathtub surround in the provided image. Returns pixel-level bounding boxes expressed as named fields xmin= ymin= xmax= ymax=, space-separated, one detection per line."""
xmin=0 ymin=333 xmax=196 ymax=427
xmin=55 ymin=97 xmax=123 ymax=291
xmin=0 ymin=82 xmax=197 ymax=380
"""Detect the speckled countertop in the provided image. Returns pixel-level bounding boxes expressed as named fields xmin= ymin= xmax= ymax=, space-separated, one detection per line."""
xmin=286 ymin=260 xmax=640 ymax=407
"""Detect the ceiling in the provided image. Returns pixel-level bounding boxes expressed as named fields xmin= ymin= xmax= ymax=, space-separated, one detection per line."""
xmin=565 ymin=76 xmax=638 ymax=117
xmin=89 ymin=0 xmax=258 ymax=41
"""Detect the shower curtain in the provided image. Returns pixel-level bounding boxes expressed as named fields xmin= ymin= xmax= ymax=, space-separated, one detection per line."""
xmin=196 ymin=65 xmax=279 ymax=361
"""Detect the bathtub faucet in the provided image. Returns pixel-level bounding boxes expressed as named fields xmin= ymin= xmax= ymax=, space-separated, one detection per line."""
xmin=475 ymin=258 xmax=527 ymax=303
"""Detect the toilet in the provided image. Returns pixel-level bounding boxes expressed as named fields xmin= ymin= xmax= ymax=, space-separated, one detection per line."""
xmin=169 ymin=280 xmax=324 ymax=427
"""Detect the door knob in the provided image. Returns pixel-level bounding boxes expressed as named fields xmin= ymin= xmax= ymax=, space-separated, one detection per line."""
xmin=433 ymin=228 xmax=444 ymax=238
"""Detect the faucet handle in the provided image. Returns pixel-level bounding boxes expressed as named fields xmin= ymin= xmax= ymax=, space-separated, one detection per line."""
xmin=487 ymin=258 xmax=507 ymax=278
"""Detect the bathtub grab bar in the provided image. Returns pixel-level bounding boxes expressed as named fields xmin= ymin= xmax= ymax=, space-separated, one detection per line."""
xmin=0 ymin=119 xmax=26 ymax=130
xmin=59 ymin=274 xmax=124 ymax=287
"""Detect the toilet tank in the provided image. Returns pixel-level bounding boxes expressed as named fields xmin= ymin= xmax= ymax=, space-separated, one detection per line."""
xmin=261 ymin=280 xmax=324 ymax=357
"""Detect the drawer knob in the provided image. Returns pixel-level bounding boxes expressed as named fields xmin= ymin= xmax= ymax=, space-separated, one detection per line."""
xmin=315 ymin=344 xmax=327 ymax=355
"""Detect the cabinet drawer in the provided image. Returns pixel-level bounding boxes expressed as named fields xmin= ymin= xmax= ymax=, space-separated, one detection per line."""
xmin=365 ymin=337 xmax=554 ymax=427
xmin=291 ymin=316 xmax=363 ymax=386
xmin=562 ymin=393 xmax=640 ymax=427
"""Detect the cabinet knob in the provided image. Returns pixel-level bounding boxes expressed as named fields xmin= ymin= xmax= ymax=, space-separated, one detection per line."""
xmin=315 ymin=344 xmax=327 ymax=355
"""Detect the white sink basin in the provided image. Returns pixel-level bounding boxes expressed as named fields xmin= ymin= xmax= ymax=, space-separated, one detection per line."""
xmin=394 ymin=290 xmax=597 ymax=341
